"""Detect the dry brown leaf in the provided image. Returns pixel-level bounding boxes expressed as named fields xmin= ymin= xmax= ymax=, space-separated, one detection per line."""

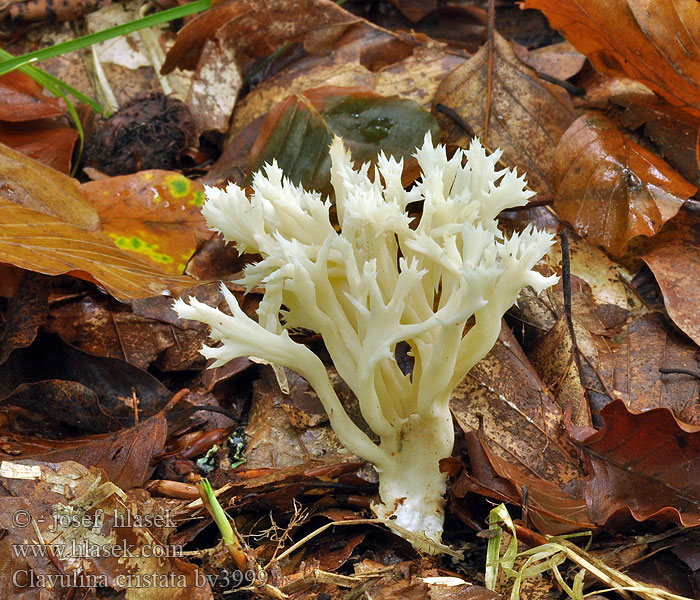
xmin=514 ymin=40 xmax=586 ymax=82
xmin=162 ymin=0 xmax=358 ymax=76
xmin=2 ymin=414 xmax=167 ymax=490
xmin=0 ymin=142 xmax=98 ymax=230
xmin=610 ymin=313 xmax=700 ymax=425
xmin=245 ymin=367 xmax=346 ymax=469
xmin=0 ymin=197 xmax=196 ymax=300
xmin=433 ymin=31 xmax=576 ymax=194
xmin=522 ymin=0 xmax=700 ymax=113
xmin=0 ymin=121 xmax=78 ymax=174
xmin=576 ymin=400 xmax=700 ymax=528
xmin=46 ymin=294 xmax=206 ymax=371
xmin=552 ymin=112 xmax=696 ymax=256
xmin=450 ymin=324 xmax=584 ymax=487
xmin=229 ymin=26 xmax=465 ymax=139
xmin=643 ymin=211 xmax=700 ymax=347
xmin=620 ymin=97 xmax=700 ymax=189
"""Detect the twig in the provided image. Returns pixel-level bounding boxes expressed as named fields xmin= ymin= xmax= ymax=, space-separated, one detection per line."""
xmin=484 ymin=0 xmax=495 ymax=144
xmin=536 ymin=71 xmax=586 ymax=96
xmin=659 ymin=367 xmax=700 ymax=379
xmin=435 ymin=103 xmax=476 ymax=138
xmin=561 ymin=229 xmax=589 ymax=421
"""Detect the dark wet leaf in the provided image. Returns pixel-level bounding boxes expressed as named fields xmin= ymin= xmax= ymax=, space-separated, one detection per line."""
xmin=248 ymin=86 xmax=440 ymax=194
xmin=0 ymin=334 xmax=171 ymax=432
xmin=0 ymin=271 xmax=49 ymax=365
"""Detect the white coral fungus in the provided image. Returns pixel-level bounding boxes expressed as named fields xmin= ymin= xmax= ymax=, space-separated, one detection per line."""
xmin=174 ymin=134 xmax=557 ymax=553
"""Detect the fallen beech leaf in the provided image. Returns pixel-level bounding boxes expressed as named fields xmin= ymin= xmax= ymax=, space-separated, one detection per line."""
xmin=620 ymin=97 xmax=700 ymax=189
xmin=456 ymin=429 xmax=592 ymax=534
xmin=162 ymin=0 xmax=357 ymax=75
xmin=577 ymin=399 xmax=700 ymax=528
xmin=513 ymin=40 xmax=586 ymax=82
xmin=0 ymin=333 xmax=172 ymax=433
xmin=433 ymin=31 xmax=575 ymax=194
xmin=0 ymin=272 xmax=49 ymax=366
xmin=552 ymin=113 xmax=696 ymax=256
xmin=249 ymin=87 xmax=439 ymax=193
xmin=1 ymin=413 xmax=167 ymax=489
xmin=451 ymin=323 xmax=589 ymax=532
xmin=245 ymin=367 xmax=346 ymax=469
xmin=82 ymin=170 xmax=210 ymax=276
xmin=451 ymin=324 xmax=584 ymax=488
xmin=409 ymin=6 xmax=488 ymax=53
xmin=0 ymin=71 xmax=64 ymax=122
xmin=610 ymin=313 xmax=700 ymax=425
xmin=0 ymin=197 xmax=197 ymax=300
xmin=0 ymin=120 xmax=78 ymax=174
xmin=0 ymin=142 xmax=98 ymax=230
xmin=522 ymin=0 xmax=700 ymax=113
xmin=387 ymin=0 xmax=436 ymax=22
xmin=46 ymin=293 xmax=207 ymax=371
xmin=643 ymin=211 xmax=700 ymax=347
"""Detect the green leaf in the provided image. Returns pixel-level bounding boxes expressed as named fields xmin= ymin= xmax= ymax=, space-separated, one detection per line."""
xmin=248 ymin=86 xmax=440 ymax=195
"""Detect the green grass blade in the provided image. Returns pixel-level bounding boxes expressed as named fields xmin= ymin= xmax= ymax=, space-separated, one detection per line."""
xmin=0 ymin=0 xmax=212 ymax=77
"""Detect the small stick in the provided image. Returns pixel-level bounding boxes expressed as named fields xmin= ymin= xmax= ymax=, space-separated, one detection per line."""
xmin=659 ymin=367 xmax=700 ymax=379
xmin=435 ymin=103 xmax=476 ymax=138
xmin=484 ymin=0 xmax=495 ymax=144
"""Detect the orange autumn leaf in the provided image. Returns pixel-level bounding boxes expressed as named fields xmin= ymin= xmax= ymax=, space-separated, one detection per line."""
xmin=643 ymin=211 xmax=700 ymax=348
xmin=82 ymin=171 xmax=211 ymax=276
xmin=0 ymin=71 xmax=65 ymax=122
xmin=0 ymin=121 xmax=78 ymax=174
xmin=552 ymin=113 xmax=696 ymax=256
xmin=522 ymin=0 xmax=700 ymax=114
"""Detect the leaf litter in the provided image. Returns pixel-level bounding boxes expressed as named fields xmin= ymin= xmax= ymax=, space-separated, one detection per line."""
xmin=0 ymin=0 xmax=700 ymax=598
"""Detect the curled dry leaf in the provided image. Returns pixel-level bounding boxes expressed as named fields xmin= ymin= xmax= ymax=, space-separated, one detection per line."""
xmin=0 ymin=271 xmax=49 ymax=366
xmin=450 ymin=324 xmax=589 ymax=533
xmin=0 ymin=333 xmax=172 ymax=433
xmin=1 ymin=414 xmax=167 ymax=490
xmin=0 ymin=121 xmax=78 ymax=174
xmin=451 ymin=324 xmax=583 ymax=488
xmin=643 ymin=211 xmax=700 ymax=347
xmin=162 ymin=0 xmax=358 ymax=76
xmin=208 ymin=23 xmax=466 ymax=185
xmin=552 ymin=112 xmax=696 ymax=256
xmin=0 ymin=72 xmax=65 ymax=122
xmin=433 ymin=31 xmax=575 ymax=194
xmin=620 ymin=97 xmax=700 ymax=189
xmin=521 ymin=0 xmax=700 ymax=113
xmin=513 ymin=40 xmax=587 ymax=82
xmin=0 ymin=73 xmax=77 ymax=172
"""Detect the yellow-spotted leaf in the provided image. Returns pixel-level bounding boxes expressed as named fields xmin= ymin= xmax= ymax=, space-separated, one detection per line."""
xmin=0 ymin=197 xmax=197 ymax=300
xmin=82 ymin=171 xmax=210 ymax=276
